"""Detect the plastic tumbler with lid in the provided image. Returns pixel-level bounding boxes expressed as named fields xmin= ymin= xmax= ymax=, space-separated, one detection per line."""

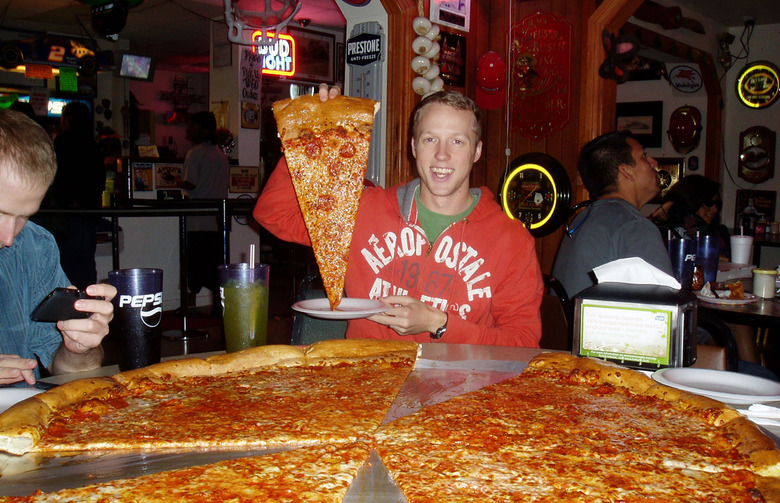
xmin=218 ymin=263 xmax=270 ymax=352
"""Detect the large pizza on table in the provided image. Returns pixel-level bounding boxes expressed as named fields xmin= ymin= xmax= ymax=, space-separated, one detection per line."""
xmin=1 ymin=344 xmax=780 ymax=502
xmin=273 ymin=94 xmax=379 ymax=310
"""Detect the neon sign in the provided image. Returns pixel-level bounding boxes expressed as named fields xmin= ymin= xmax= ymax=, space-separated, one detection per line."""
xmin=252 ymin=31 xmax=295 ymax=77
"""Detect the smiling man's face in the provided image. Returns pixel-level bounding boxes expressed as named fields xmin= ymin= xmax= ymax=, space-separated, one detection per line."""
xmin=411 ymin=103 xmax=482 ymax=215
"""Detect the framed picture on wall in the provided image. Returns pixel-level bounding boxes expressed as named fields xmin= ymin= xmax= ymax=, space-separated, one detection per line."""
xmin=439 ymin=31 xmax=466 ymax=87
xmin=616 ymin=101 xmax=663 ymax=148
xmin=431 ymin=0 xmax=471 ymax=32
xmin=288 ymin=27 xmax=335 ymax=84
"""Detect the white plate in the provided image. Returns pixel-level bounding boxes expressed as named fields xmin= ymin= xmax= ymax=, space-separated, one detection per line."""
xmin=652 ymin=368 xmax=780 ymax=404
xmin=292 ymin=298 xmax=389 ymax=320
xmin=696 ymin=292 xmax=759 ymax=305
xmin=0 ymin=388 xmax=42 ymax=414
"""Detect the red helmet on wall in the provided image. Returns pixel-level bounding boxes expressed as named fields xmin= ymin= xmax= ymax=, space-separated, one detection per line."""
xmin=667 ymin=105 xmax=702 ymax=154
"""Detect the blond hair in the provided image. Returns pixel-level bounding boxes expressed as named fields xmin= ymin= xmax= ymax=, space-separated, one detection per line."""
xmin=411 ymin=90 xmax=482 ymax=142
xmin=0 ymin=109 xmax=56 ymax=188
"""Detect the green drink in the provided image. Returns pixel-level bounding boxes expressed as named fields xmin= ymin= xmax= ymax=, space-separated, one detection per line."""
xmin=218 ymin=264 xmax=270 ymax=353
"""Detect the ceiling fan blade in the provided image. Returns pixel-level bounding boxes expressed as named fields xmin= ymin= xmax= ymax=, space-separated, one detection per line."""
xmin=633 ymin=1 xmax=682 ymax=30
xmin=680 ymin=18 xmax=706 ymax=34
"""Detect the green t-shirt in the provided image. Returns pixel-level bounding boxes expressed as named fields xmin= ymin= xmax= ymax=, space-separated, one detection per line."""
xmin=415 ymin=188 xmax=478 ymax=243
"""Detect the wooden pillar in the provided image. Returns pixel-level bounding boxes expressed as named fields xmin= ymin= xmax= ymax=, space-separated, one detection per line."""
xmin=578 ymin=0 xmax=644 ymax=151
xmin=380 ymin=0 xmax=420 ymax=188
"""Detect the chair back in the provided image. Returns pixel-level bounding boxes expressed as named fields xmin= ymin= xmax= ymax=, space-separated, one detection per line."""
xmin=692 ymin=345 xmax=728 ymax=370
xmin=694 ymin=311 xmax=738 ymax=371
xmin=540 ymin=274 xmax=572 ymax=351
xmin=290 ymin=272 xmax=347 ymax=345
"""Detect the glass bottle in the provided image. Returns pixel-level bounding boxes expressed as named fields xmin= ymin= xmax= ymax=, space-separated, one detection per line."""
xmin=737 ymin=198 xmax=758 ymax=236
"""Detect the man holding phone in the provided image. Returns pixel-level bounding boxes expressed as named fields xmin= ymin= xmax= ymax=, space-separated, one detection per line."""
xmin=0 ymin=109 xmax=117 ymax=387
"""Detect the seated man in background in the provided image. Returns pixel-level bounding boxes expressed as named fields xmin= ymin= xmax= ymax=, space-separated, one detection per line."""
xmin=553 ymin=130 xmax=673 ymax=298
xmin=255 ymin=86 xmax=543 ymax=347
xmin=554 ymin=131 xmax=776 ymax=380
xmin=0 ymin=110 xmax=117 ymax=386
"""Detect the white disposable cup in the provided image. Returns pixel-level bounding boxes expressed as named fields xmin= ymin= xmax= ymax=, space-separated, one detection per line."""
xmin=730 ymin=235 xmax=754 ymax=265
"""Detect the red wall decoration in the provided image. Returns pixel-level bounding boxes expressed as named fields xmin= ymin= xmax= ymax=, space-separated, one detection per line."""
xmin=509 ymin=12 xmax=573 ymax=140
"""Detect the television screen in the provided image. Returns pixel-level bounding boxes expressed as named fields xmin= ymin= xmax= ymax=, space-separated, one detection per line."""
xmin=16 ymin=96 xmax=92 ymax=117
xmin=119 ymin=53 xmax=155 ymax=81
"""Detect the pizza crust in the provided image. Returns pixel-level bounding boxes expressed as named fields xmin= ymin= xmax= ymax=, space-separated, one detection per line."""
xmin=34 ymin=377 xmax=124 ymax=411
xmin=206 ymin=345 xmax=306 ymax=374
xmin=0 ymin=397 xmax=53 ymax=456
xmin=114 ymin=345 xmax=308 ymax=388
xmin=273 ymin=95 xmax=380 ymax=142
xmin=304 ymin=339 xmax=421 ymax=367
xmin=526 ymin=351 xmax=655 ymax=393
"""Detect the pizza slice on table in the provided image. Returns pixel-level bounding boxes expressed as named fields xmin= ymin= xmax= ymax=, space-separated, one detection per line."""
xmin=0 ymin=340 xmax=418 ymax=456
xmin=0 ymin=442 xmax=370 ymax=502
xmin=273 ymin=95 xmax=379 ymax=310
xmin=374 ymin=352 xmax=780 ymax=502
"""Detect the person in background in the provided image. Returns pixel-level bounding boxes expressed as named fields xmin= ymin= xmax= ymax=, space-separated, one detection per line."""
xmin=552 ymin=130 xmax=673 ymax=298
xmin=651 ymin=174 xmax=765 ymax=369
xmin=255 ymin=86 xmax=543 ymax=347
xmin=650 ymin=174 xmax=731 ymax=259
xmin=555 ymin=135 xmax=775 ymax=379
xmin=45 ymin=101 xmax=105 ymax=290
xmin=0 ymin=109 xmax=116 ymax=386
xmin=174 ymin=111 xmax=229 ymax=310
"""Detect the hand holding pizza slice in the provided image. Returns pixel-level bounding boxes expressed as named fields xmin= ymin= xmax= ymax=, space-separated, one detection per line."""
xmin=273 ymin=95 xmax=379 ymax=310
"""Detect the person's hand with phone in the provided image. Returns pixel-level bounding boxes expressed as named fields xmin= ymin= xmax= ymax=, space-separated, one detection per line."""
xmin=50 ymin=283 xmax=117 ymax=376
xmin=3 ymin=283 xmax=118 ymax=385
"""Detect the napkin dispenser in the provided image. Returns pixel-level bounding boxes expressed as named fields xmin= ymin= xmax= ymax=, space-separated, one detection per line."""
xmin=572 ymin=283 xmax=697 ymax=370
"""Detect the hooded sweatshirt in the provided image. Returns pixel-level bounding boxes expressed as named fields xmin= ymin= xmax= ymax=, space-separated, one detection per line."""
xmin=255 ymin=158 xmax=543 ymax=347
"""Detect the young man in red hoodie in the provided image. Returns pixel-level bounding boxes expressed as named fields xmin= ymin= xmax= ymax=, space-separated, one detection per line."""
xmin=255 ymin=86 xmax=543 ymax=347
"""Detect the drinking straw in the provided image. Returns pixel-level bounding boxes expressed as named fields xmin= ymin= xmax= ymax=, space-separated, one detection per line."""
xmin=250 ymin=244 xmax=255 ymax=269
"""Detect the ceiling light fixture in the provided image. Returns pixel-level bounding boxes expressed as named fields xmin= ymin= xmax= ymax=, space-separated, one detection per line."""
xmin=224 ymin=0 xmax=301 ymax=47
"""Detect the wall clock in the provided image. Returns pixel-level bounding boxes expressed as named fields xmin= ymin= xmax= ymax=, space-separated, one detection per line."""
xmin=735 ymin=61 xmax=779 ymax=109
xmin=500 ymin=153 xmax=572 ymax=237
xmin=738 ymin=126 xmax=775 ymax=183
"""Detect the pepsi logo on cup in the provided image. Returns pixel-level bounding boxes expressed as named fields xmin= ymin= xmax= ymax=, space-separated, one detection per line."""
xmin=118 ymin=292 xmax=163 ymax=328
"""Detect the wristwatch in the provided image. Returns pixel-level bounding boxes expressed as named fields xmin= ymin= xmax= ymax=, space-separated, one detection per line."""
xmin=430 ymin=313 xmax=448 ymax=340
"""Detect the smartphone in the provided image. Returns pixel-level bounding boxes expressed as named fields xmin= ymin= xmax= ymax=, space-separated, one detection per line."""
xmin=30 ymin=288 xmax=94 ymax=322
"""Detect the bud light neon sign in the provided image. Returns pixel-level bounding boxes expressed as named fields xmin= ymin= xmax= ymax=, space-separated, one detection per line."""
xmin=252 ymin=31 xmax=295 ymax=77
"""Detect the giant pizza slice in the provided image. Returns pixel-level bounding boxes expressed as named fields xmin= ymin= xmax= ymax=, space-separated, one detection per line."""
xmin=273 ymin=95 xmax=379 ymax=309
xmin=375 ymin=352 xmax=780 ymax=502
xmin=0 ymin=340 xmax=417 ymax=456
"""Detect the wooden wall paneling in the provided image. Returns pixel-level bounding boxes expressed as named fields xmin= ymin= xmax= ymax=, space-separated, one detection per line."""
xmin=701 ymin=53 xmax=722 ymax=183
xmin=466 ymin=0 xmax=495 ymax=190
xmin=475 ymin=0 xmax=509 ymax=193
xmin=380 ymin=0 xmax=420 ymax=188
xmin=496 ymin=0 xmax=588 ymax=273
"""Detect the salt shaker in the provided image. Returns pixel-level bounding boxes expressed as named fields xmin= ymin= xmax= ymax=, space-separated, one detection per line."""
xmin=752 ymin=268 xmax=778 ymax=299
